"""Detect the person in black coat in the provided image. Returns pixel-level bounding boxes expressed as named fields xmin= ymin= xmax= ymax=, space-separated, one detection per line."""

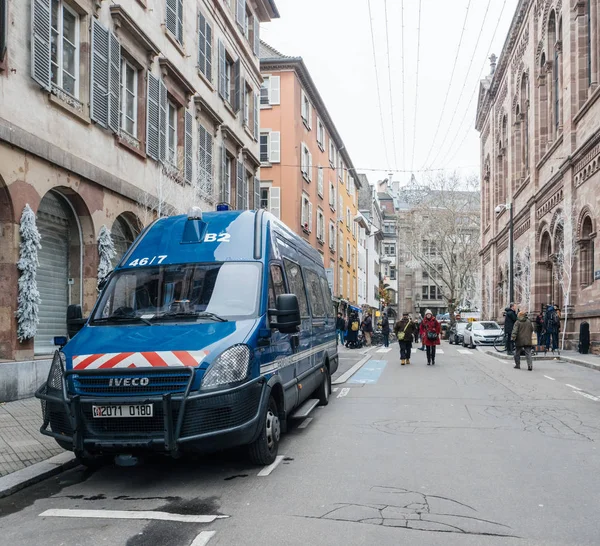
xmin=504 ymin=303 xmax=518 ymax=355
xmin=381 ymin=313 xmax=391 ymax=347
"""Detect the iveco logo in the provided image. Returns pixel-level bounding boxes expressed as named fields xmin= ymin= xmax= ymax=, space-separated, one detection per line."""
xmin=108 ymin=377 xmax=150 ymax=387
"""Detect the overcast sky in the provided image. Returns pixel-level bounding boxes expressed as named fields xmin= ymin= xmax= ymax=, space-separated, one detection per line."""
xmin=261 ymin=0 xmax=520 ymax=187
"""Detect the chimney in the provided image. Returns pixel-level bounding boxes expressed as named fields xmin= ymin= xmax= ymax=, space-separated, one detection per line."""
xmin=489 ymin=54 xmax=497 ymax=75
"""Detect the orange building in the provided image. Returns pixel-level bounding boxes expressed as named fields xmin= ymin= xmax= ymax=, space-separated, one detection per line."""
xmin=259 ymin=43 xmax=361 ymax=306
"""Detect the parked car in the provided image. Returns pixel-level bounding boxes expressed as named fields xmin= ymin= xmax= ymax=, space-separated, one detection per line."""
xmin=448 ymin=322 xmax=468 ymax=345
xmin=462 ymin=321 xmax=503 ymax=349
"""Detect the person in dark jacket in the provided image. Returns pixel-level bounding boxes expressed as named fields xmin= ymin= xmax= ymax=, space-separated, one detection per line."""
xmin=544 ymin=305 xmax=560 ymax=353
xmin=362 ymin=314 xmax=373 ymax=346
xmin=346 ymin=313 xmax=360 ymax=348
xmin=419 ymin=309 xmax=441 ymax=365
xmin=413 ymin=319 xmax=421 ymax=344
xmin=504 ymin=303 xmax=518 ymax=355
xmin=336 ymin=313 xmax=346 ymax=345
xmin=381 ymin=313 xmax=391 ymax=347
xmin=511 ymin=311 xmax=535 ymax=370
xmin=394 ymin=312 xmax=416 ymax=365
xmin=534 ymin=312 xmax=544 ymax=346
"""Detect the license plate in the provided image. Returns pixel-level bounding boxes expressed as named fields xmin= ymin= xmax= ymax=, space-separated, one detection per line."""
xmin=92 ymin=404 xmax=153 ymax=418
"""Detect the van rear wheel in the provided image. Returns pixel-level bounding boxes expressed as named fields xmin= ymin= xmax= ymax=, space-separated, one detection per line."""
xmin=248 ymin=396 xmax=280 ymax=466
xmin=316 ymin=367 xmax=330 ymax=406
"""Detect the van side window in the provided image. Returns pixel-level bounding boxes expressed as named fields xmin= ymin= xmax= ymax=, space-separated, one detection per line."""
xmin=283 ymin=259 xmax=309 ymax=318
xmin=304 ymin=269 xmax=326 ymax=318
xmin=319 ymin=276 xmax=334 ymax=318
xmin=268 ymin=264 xmax=286 ymax=309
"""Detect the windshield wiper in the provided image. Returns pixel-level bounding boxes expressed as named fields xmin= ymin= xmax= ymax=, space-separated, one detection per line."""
xmin=92 ymin=316 xmax=153 ymax=326
xmin=153 ymin=311 xmax=228 ymax=323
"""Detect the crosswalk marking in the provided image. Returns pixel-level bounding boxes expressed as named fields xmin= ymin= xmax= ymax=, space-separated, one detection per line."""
xmin=457 ymin=349 xmax=473 ymax=355
xmin=38 ymin=509 xmax=227 ymax=523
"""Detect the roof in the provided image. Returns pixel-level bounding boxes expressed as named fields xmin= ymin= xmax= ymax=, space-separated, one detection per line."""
xmin=259 ymin=41 xmax=288 ymax=60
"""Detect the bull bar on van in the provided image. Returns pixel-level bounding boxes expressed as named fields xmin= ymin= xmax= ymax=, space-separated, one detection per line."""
xmin=36 ymin=352 xmax=268 ymax=456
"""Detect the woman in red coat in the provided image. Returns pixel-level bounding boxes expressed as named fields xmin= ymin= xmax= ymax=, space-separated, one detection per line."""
xmin=419 ymin=309 xmax=441 ymax=366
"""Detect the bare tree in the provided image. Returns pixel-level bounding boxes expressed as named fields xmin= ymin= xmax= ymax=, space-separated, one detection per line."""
xmin=514 ymin=246 xmax=532 ymax=312
xmin=402 ymin=172 xmax=481 ymax=324
xmin=484 ymin=275 xmax=494 ymax=320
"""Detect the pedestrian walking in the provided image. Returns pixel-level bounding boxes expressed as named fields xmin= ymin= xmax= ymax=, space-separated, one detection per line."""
xmin=336 ymin=312 xmax=346 ymax=346
xmin=362 ymin=313 xmax=373 ymax=347
xmin=394 ymin=312 xmax=416 ymax=365
xmin=381 ymin=313 xmax=391 ymax=348
xmin=504 ymin=303 xmax=518 ymax=355
xmin=544 ymin=305 xmax=560 ymax=353
xmin=346 ymin=312 xmax=360 ymax=348
xmin=511 ymin=311 xmax=535 ymax=370
xmin=534 ymin=311 xmax=544 ymax=347
xmin=420 ymin=310 xmax=441 ymax=365
xmin=413 ymin=319 xmax=421 ymax=344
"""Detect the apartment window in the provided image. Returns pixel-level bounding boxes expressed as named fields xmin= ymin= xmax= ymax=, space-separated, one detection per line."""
xmin=384 ymin=243 xmax=396 ymax=256
xmin=329 ymin=140 xmax=336 ymax=168
xmin=317 ymin=209 xmax=325 ymax=242
xmin=301 ymin=90 xmax=312 ymax=129
xmin=261 ymin=75 xmax=280 ymax=106
xmin=198 ymin=12 xmax=212 ymax=82
xmin=422 ymin=286 xmax=429 ymax=300
xmin=166 ymin=0 xmax=184 ymax=44
xmin=346 ymin=207 xmax=351 ymax=228
xmin=329 ymin=182 xmax=336 ymax=210
xmin=301 ymin=194 xmax=312 ymax=232
xmin=198 ymin=124 xmax=213 ymax=198
xmin=244 ymin=83 xmax=251 ymax=126
xmin=338 ymin=158 xmax=343 ymax=182
xmin=390 ymin=266 xmax=396 ymax=281
xmin=260 ymin=184 xmax=280 ymax=218
xmin=430 ymin=286 xmax=438 ymax=300
xmin=301 ymin=143 xmax=312 ymax=181
xmin=339 ymin=195 xmax=343 ymax=218
xmin=261 ymin=76 xmax=270 ymax=104
xmin=347 ymin=272 xmax=351 ymax=298
xmin=260 ymin=131 xmax=280 ymax=163
xmin=120 ymin=59 xmax=137 ymax=137
xmin=317 ymin=167 xmax=324 ymax=196
xmin=339 ymin=230 xmax=344 ymax=259
xmin=50 ymin=0 xmax=79 ymax=97
xmin=225 ymin=56 xmax=233 ymax=103
xmin=317 ymin=118 xmax=325 ymax=149
xmin=346 ymin=240 xmax=351 ymax=264
xmin=167 ymin=100 xmax=178 ymax=166
xmin=329 ymin=221 xmax=336 ymax=250
xmin=339 ymin=265 xmax=344 ymax=296
xmin=260 ymin=187 xmax=269 ymax=209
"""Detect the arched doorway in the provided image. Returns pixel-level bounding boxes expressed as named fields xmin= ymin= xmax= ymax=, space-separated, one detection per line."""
xmin=539 ymin=231 xmax=553 ymax=308
xmin=36 ymin=191 xmax=81 ymax=355
xmin=111 ymin=213 xmax=141 ymax=266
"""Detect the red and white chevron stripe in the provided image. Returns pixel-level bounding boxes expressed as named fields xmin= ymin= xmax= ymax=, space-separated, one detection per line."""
xmin=72 ymin=351 xmax=210 ymax=370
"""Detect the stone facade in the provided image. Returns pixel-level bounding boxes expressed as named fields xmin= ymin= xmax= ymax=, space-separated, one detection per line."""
xmin=477 ymin=0 xmax=600 ymax=351
xmin=0 ymin=0 xmax=278 ymax=371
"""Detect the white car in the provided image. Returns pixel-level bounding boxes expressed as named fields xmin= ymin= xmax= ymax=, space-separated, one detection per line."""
xmin=462 ymin=321 xmax=503 ymax=349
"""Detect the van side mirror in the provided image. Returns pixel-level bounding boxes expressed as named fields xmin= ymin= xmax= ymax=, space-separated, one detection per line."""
xmin=269 ymin=294 xmax=301 ymax=334
xmin=97 ymin=272 xmax=112 ymax=291
xmin=67 ymin=304 xmax=86 ymax=338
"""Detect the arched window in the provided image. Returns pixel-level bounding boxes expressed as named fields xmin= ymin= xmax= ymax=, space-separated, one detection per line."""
xmin=112 ymin=213 xmax=141 ymax=266
xmin=538 ymin=53 xmax=548 ymax=152
xmin=580 ymin=216 xmax=595 ymax=286
xmin=501 ymin=115 xmax=508 ymax=203
xmin=521 ymin=73 xmax=529 ymax=176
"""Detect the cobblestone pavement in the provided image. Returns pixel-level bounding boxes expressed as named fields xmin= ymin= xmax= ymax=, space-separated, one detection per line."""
xmin=0 ymin=398 xmax=63 ymax=477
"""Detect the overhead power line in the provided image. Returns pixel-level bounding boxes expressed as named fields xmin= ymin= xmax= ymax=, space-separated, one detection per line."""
xmin=410 ymin=0 xmax=423 ymax=172
xmin=259 ymin=163 xmax=479 ymax=174
xmin=367 ymin=0 xmax=392 ymax=171
xmin=437 ymin=0 xmax=509 ymax=168
xmin=384 ymin=0 xmax=399 ymax=169
xmin=421 ymin=0 xmax=473 ymax=169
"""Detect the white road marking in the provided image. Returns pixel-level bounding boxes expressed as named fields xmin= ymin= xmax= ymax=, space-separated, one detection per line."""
xmin=332 ymin=387 xmax=339 ymax=392
xmin=376 ymin=348 xmax=392 ymax=353
xmin=457 ymin=349 xmax=473 ymax=355
xmin=544 ymin=375 xmax=556 ymax=381
xmin=190 ymin=531 xmax=217 ymax=546
xmin=38 ymin=509 xmax=227 ymax=523
xmin=332 ymin=354 xmax=372 ymax=384
xmin=436 ymin=350 xmax=444 ymax=354
xmin=574 ymin=391 xmax=599 ymax=402
xmin=566 ymin=384 xmax=582 ymax=391
xmin=298 ymin=417 xmax=313 ymax=429
xmin=257 ymin=455 xmax=285 ymax=477
xmin=337 ymin=387 xmax=350 ymax=398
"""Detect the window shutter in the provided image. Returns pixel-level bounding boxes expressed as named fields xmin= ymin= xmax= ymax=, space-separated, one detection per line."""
xmin=205 ymin=22 xmax=212 ymax=82
xmin=198 ymin=123 xmax=206 ymax=187
xmin=237 ymin=160 xmax=245 ymax=209
xmin=198 ymin=12 xmax=206 ymax=74
xmin=236 ymin=0 xmax=245 ymax=29
xmin=205 ymin=131 xmax=213 ymax=195
xmin=269 ymin=131 xmax=280 ymax=163
xmin=233 ymin=59 xmax=241 ymax=112
xmin=270 ymin=76 xmax=280 ymax=105
xmin=31 ymin=0 xmax=51 ymax=90
xmin=253 ymin=176 xmax=260 ymax=209
xmin=108 ymin=33 xmax=121 ymax=133
xmin=318 ymin=167 xmax=323 ymax=194
xmin=253 ymin=17 xmax=260 ymax=56
xmin=184 ymin=110 xmax=193 ymax=183
xmin=91 ymin=20 xmax=109 ymax=128
xmin=241 ymin=76 xmax=247 ymax=123
xmin=158 ymin=79 xmax=167 ymax=162
xmin=146 ymin=73 xmax=160 ymax=160
xmin=308 ymin=102 xmax=312 ymax=129
xmin=166 ymin=0 xmax=177 ymax=37
xmin=308 ymin=151 xmax=313 ymax=181
xmin=300 ymin=144 xmax=306 ymax=174
xmin=309 ymin=202 xmax=313 ymax=232
xmin=221 ymin=145 xmax=229 ymax=203
xmin=270 ymin=187 xmax=280 ymax=218
xmin=253 ymin=92 xmax=259 ymax=139
xmin=177 ymin=0 xmax=183 ymax=43
xmin=218 ymin=40 xmax=226 ymax=99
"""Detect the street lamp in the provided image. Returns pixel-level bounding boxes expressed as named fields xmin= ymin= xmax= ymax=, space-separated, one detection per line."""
xmin=495 ymin=202 xmax=514 ymax=304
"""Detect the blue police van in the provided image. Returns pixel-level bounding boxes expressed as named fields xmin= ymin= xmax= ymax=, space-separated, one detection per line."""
xmin=36 ymin=208 xmax=338 ymax=466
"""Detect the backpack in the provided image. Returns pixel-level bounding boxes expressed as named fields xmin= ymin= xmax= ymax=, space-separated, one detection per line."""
xmin=351 ymin=321 xmax=359 ymax=332
xmin=548 ymin=311 xmax=558 ymax=329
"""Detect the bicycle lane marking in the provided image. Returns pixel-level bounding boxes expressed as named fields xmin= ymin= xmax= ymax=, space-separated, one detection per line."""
xmin=348 ymin=360 xmax=387 ymax=385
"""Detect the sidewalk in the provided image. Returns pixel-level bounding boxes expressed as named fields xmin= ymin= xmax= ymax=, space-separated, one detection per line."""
xmin=484 ymin=348 xmax=600 ymax=371
xmin=0 ymin=397 xmax=64 ymax=478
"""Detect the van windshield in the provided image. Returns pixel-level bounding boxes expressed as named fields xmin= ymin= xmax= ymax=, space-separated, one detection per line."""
xmin=92 ymin=262 xmax=261 ymax=324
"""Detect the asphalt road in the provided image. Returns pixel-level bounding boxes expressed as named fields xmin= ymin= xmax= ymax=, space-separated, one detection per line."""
xmin=1 ymin=342 xmax=599 ymax=545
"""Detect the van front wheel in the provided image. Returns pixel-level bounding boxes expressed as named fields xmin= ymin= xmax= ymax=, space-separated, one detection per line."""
xmin=248 ymin=396 xmax=280 ymax=465
xmin=316 ymin=367 xmax=330 ymax=406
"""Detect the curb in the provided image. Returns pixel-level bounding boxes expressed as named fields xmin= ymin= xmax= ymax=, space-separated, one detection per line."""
xmin=332 ymin=352 xmax=373 ymax=385
xmin=483 ymin=350 xmax=600 ymax=371
xmin=0 ymin=451 xmax=77 ymax=498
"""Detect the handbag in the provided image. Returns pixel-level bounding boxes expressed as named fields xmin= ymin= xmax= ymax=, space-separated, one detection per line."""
xmin=397 ymin=321 xmax=410 ymax=341
xmin=426 ymin=330 xmax=439 ymax=341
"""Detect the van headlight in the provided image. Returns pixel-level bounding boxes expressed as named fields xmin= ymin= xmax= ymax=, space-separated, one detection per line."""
xmin=47 ymin=351 xmax=66 ymax=390
xmin=202 ymin=345 xmax=251 ymax=389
